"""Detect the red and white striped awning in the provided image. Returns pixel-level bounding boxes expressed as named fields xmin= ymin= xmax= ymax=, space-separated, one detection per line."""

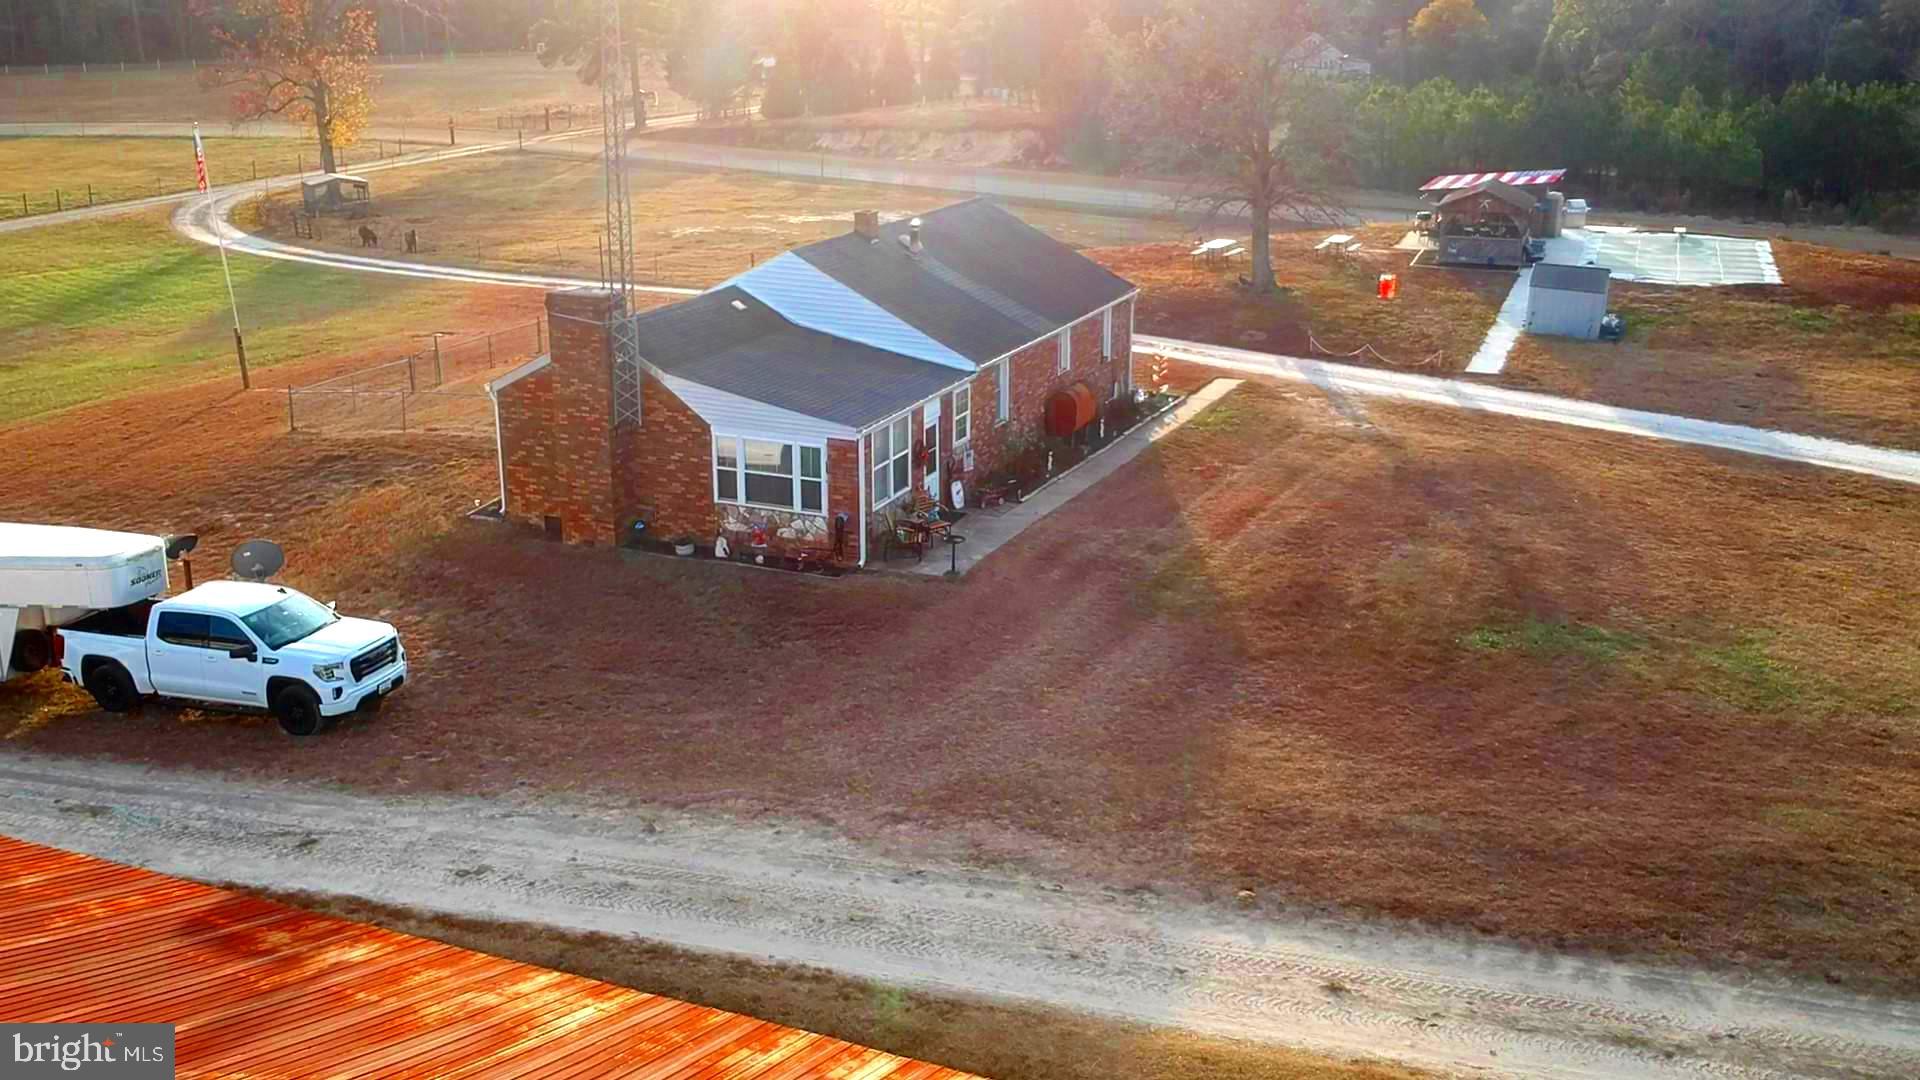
xmin=1419 ymin=169 xmax=1566 ymax=191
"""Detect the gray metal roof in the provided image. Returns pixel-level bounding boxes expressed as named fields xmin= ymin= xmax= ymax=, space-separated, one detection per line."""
xmin=1531 ymin=262 xmax=1612 ymax=294
xmin=792 ymin=199 xmax=1136 ymax=363
xmin=628 ymin=287 xmax=966 ymax=428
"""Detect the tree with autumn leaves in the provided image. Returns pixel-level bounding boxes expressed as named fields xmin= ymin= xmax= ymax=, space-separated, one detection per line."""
xmin=194 ymin=0 xmax=378 ymax=175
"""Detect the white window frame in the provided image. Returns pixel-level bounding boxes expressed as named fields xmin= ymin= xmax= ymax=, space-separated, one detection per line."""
xmin=995 ymin=360 xmax=1010 ymax=425
xmin=1057 ymin=325 xmax=1072 ymax=372
xmin=712 ymin=433 xmax=827 ymax=516
xmin=951 ymin=381 xmax=972 ymax=449
xmin=1102 ymin=307 xmax=1113 ymax=360
xmin=870 ymin=412 xmax=915 ymax=509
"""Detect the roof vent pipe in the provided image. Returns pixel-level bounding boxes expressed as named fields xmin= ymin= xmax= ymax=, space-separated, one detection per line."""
xmin=899 ymin=217 xmax=924 ymax=257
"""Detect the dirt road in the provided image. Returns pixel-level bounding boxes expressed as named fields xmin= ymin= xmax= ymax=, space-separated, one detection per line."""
xmin=3 ymin=753 xmax=1915 ymax=1080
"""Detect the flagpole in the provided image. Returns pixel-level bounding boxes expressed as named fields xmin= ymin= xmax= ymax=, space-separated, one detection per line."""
xmin=196 ymin=122 xmax=250 ymax=389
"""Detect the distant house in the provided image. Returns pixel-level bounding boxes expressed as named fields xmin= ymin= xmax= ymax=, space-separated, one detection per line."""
xmin=1286 ymin=33 xmax=1372 ymax=78
xmin=488 ymin=199 xmax=1139 ymax=567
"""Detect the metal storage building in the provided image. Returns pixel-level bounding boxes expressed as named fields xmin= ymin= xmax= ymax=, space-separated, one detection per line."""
xmin=1526 ymin=263 xmax=1611 ymax=340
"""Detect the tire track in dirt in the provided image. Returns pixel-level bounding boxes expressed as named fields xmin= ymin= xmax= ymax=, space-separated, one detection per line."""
xmin=2 ymin=755 xmax=1917 ymax=1080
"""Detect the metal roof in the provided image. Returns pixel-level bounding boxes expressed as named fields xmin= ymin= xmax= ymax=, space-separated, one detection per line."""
xmin=0 ymin=835 xmax=977 ymax=1079
xmin=628 ymin=287 xmax=969 ymax=429
xmin=1421 ymin=169 xmax=1566 ymax=191
xmin=1531 ymin=262 xmax=1612 ymax=294
xmin=723 ymin=254 xmax=976 ymax=373
xmin=790 ymin=198 xmax=1136 ymax=364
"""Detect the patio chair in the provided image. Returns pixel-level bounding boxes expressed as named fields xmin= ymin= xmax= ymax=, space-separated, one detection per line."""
xmin=880 ymin=509 xmax=927 ymax=563
xmin=910 ymin=492 xmax=953 ymax=536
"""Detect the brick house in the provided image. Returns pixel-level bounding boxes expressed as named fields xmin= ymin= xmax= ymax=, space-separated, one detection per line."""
xmin=488 ymin=198 xmax=1139 ymax=567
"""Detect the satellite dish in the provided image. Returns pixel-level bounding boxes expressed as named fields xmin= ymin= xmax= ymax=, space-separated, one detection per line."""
xmin=163 ymin=533 xmax=199 ymax=560
xmin=231 ymin=539 xmax=286 ymax=581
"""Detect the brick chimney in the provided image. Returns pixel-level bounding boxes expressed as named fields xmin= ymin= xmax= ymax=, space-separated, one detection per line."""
xmin=513 ymin=287 xmax=619 ymax=544
xmin=853 ymin=209 xmax=880 ymax=240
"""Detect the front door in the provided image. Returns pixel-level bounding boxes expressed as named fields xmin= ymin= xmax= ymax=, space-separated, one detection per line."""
xmin=200 ymin=616 xmax=264 ymax=706
xmin=922 ymin=398 xmax=941 ymax=500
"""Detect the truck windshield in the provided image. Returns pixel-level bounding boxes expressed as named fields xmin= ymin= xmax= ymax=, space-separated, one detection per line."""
xmin=240 ymin=594 xmax=337 ymax=650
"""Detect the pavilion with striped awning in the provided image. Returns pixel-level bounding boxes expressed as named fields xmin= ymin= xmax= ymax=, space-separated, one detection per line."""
xmin=1419 ymin=168 xmax=1566 ymax=191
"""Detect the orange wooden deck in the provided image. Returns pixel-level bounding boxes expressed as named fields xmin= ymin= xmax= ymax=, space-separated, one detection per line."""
xmin=0 ymin=836 xmax=980 ymax=1079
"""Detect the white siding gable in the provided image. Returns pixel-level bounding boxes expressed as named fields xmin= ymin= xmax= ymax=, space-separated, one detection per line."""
xmin=718 ymin=253 xmax=976 ymax=374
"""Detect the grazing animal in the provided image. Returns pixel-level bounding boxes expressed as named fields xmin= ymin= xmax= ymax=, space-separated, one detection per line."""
xmin=358 ymin=225 xmax=379 ymax=247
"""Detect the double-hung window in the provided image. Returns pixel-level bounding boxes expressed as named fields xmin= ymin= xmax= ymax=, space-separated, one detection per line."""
xmin=951 ymin=383 xmax=971 ymax=447
xmin=1102 ymin=307 xmax=1114 ymax=360
xmin=1057 ymin=325 xmax=1072 ymax=372
xmin=995 ymin=361 xmax=1010 ymax=423
xmin=870 ymin=413 xmax=913 ymax=507
xmin=713 ymin=435 xmax=825 ymax=513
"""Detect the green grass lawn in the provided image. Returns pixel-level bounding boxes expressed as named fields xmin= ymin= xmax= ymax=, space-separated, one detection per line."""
xmin=0 ymin=136 xmax=322 ymax=217
xmin=0 ymin=210 xmax=505 ymax=425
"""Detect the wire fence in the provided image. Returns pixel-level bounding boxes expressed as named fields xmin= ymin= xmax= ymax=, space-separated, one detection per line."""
xmin=286 ymin=319 xmax=544 ymax=437
xmin=0 ymin=135 xmax=444 ymax=222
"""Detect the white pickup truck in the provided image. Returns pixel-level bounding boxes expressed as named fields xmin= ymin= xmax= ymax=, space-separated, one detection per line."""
xmin=56 ymin=580 xmax=407 ymax=736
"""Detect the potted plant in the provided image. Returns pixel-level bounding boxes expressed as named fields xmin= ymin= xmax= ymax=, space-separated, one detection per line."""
xmin=671 ymin=535 xmax=697 ymax=557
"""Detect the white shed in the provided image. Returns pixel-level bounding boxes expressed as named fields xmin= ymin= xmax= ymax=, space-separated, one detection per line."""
xmin=1526 ymin=263 xmax=1611 ymax=340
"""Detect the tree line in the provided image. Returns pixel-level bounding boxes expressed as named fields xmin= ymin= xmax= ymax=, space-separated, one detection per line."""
xmin=17 ymin=1 xmax=1920 ymax=228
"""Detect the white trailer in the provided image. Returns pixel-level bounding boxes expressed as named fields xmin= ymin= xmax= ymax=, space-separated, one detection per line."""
xmin=1 ymin=523 xmax=170 ymax=682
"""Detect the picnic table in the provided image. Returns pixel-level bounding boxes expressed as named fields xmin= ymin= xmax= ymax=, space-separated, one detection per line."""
xmin=1188 ymin=238 xmax=1238 ymax=264
xmin=1313 ymin=233 xmax=1356 ymax=252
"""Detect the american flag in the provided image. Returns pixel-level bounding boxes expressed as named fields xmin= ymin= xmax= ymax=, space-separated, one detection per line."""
xmin=193 ymin=127 xmax=209 ymax=193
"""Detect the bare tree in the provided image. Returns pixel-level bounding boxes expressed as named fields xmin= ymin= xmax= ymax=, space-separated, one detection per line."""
xmin=1107 ymin=0 xmax=1349 ymax=293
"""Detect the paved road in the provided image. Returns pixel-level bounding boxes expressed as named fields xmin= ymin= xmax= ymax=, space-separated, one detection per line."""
xmin=161 ymin=178 xmax=1920 ymax=489
xmin=4 ymin=753 xmax=1918 ymax=1080
xmin=1138 ymin=336 xmax=1920 ymax=487
xmin=0 ymin=115 xmax=698 ymax=235
xmin=20 ymin=119 xmax=1920 ymax=487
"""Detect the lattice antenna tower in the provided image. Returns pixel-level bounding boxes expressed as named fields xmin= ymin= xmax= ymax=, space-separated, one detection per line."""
xmin=602 ymin=0 xmax=642 ymax=427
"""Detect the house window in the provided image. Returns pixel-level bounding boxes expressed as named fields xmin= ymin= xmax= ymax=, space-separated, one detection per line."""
xmin=871 ymin=413 xmax=913 ymax=507
xmin=800 ymin=446 xmax=824 ymax=512
xmin=1102 ymin=308 xmax=1113 ymax=359
xmin=995 ymin=361 xmax=1010 ymax=424
xmin=1057 ymin=326 xmax=1071 ymax=372
xmin=952 ymin=382 xmax=971 ymax=446
xmin=742 ymin=439 xmax=794 ymax=508
xmin=713 ymin=435 xmax=826 ymax=514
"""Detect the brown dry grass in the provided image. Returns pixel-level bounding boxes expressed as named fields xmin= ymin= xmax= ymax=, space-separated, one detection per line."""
xmin=244 ymin=153 xmax=1193 ymax=287
xmin=267 ymin=890 xmax=1430 ymax=1080
xmin=7 ymin=365 xmax=1919 ymax=995
xmin=0 ymin=135 xmax=317 ymax=215
xmin=639 ymin=101 xmax=1052 ymax=151
xmin=1098 ymin=227 xmax=1508 ymax=368
xmin=1504 ymin=241 xmax=1920 ymax=449
xmin=0 ymin=54 xmax=692 ymax=128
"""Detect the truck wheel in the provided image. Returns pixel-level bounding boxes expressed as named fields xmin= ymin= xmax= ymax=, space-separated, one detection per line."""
xmin=83 ymin=662 xmax=138 ymax=713
xmin=273 ymin=685 xmax=326 ymax=737
xmin=9 ymin=630 xmax=50 ymax=674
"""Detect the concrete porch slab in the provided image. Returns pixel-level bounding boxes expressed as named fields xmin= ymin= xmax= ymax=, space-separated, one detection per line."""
xmin=896 ymin=379 xmax=1243 ymax=577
